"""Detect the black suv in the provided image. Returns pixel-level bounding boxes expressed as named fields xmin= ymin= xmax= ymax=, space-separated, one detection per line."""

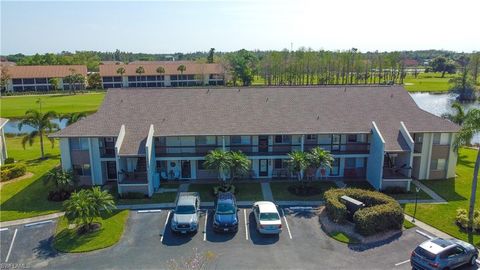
xmin=213 ymin=192 xmax=239 ymax=233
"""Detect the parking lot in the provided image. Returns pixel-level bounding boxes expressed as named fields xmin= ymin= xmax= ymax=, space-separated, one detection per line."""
xmin=2 ymin=208 xmax=478 ymax=270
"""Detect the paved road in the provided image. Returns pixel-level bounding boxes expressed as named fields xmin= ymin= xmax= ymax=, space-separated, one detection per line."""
xmin=1 ymin=209 xmax=478 ymax=270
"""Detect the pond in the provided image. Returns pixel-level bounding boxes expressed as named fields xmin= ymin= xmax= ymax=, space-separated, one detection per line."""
xmin=3 ymin=93 xmax=479 ymax=144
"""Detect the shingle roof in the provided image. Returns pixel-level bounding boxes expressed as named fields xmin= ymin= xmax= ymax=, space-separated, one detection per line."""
xmin=99 ymin=62 xmax=224 ymax=77
xmin=1 ymin=65 xmax=87 ymax=78
xmin=52 ymin=86 xmax=459 ymax=155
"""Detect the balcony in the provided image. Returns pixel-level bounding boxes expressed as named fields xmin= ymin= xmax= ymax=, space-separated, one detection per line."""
xmin=100 ymin=147 xmax=115 ymax=158
xmin=383 ymin=168 xmax=410 ymax=179
xmin=414 ymin=143 xmax=423 ymax=153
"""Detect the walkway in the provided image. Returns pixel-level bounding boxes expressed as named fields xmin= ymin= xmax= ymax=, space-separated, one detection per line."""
xmin=0 ymin=212 xmax=65 ymax=228
xmin=412 ymin=179 xmax=446 ymax=203
xmin=261 ymin=182 xmax=274 ymax=201
xmin=404 ymin=214 xmax=452 ymax=239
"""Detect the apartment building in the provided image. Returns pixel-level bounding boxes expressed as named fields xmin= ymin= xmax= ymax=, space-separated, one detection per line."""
xmin=99 ymin=61 xmax=225 ymax=89
xmin=51 ymin=86 xmax=459 ymax=196
xmin=1 ymin=65 xmax=87 ymax=92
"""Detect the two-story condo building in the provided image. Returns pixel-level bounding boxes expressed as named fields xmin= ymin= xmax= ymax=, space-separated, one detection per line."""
xmin=1 ymin=65 xmax=87 ymax=92
xmin=99 ymin=61 xmax=225 ymax=89
xmin=52 ymin=86 xmax=459 ymax=197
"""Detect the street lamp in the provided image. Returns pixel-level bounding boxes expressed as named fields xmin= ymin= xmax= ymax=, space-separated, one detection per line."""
xmin=412 ymin=186 xmax=420 ymax=223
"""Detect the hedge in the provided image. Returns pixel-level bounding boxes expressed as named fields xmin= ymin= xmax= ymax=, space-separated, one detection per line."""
xmin=324 ymin=188 xmax=404 ymax=236
xmin=1 ymin=163 xmax=27 ymax=182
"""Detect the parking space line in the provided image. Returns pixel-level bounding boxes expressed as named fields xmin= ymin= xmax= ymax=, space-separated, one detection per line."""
xmin=394 ymin=259 xmax=410 ymax=266
xmin=203 ymin=210 xmax=208 ymax=241
xmin=243 ymin=209 xmax=249 ymax=240
xmin=0 ymin=228 xmax=8 ymax=232
xmin=160 ymin=210 xmax=171 ymax=243
xmin=24 ymin=220 xmax=53 ymax=227
xmin=280 ymin=208 xmax=292 ymax=239
xmin=5 ymin=228 xmax=17 ymax=263
xmin=138 ymin=209 xmax=162 ymax=213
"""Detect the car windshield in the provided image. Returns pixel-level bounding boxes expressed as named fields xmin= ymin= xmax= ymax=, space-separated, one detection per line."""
xmin=260 ymin=212 xmax=280 ymax=221
xmin=175 ymin=205 xmax=196 ymax=214
xmin=216 ymin=203 xmax=236 ymax=214
xmin=415 ymin=247 xmax=436 ymax=261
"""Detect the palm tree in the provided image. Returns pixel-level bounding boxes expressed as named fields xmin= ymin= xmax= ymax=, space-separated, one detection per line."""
xmin=63 ymin=186 xmax=115 ymax=232
xmin=116 ymin=66 xmax=126 ymax=77
xmin=204 ymin=149 xmax=231 ymax=182
xmin=177 ymin=64 xmax=186 ymax=74
xmin=288 ymin=151 xmax=309 ymax=182
xmin=307 ymin=147 xmax=334 ymax=180
xmin=136 ymin=66 xmax=145 ymax=77
xmin=442 ymin=102 xmax=466 ymax=125
xmin=228 ymin=151 xmax=251 ymax=182
xmin=60 ymin=112 xmax=87 ymax=126
xmin=18 ymin=109 xmax=58 ymax=159
xmin=156 ymin=66 xmax=165 ymax=75
xmin=453 ymin=109 xmax=480 ymax=231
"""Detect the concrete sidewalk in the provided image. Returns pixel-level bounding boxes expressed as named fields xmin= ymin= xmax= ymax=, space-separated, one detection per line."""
xmin=404 ymin=214 xmax=452 ymax=239
xmin=412 ymin=179 xmax=446 ymax=203
xmin=0 ymin=212 xmax=65 ymax=228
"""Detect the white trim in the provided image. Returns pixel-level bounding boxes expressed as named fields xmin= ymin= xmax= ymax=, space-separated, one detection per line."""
xmin=118 ymin=183 xmax=149 ymax=186
xmin=371 ymin=121 xmax=386 ymax=144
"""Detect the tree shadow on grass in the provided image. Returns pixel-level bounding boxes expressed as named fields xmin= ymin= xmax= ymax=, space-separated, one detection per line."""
xmin=458 ymin=153 xmax=476 ymax=169
xmin=0 ymin=167 xmax=62 ymax=220
xmin=25 ymin=154 xmax=60 ymax=167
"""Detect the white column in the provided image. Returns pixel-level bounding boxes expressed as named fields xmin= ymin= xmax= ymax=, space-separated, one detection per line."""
xmin=222 ymin=136 xmax=226 ymax=151
xmin=301 ymin=135 xmax=305 ymax=152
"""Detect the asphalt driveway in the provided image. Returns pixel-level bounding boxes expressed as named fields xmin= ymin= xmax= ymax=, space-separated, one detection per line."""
xmin=2 ymin=208 xmax=478 ymax=270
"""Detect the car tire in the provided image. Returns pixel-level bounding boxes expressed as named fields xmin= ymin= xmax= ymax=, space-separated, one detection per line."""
xmin=470 ymin=255 xmax=477 ymax=266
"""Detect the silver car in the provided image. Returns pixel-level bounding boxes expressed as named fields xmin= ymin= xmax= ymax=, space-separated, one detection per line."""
xmin=411 ymin=237 xmax=478 ymax=270
xmin=171 ymin=192 xmax=201 ymax=234
xmin=252 ymin=201 xmax=282 ymax=234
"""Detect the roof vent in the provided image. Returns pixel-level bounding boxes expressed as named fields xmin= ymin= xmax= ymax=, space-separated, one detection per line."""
xmin=344 ymin=87 xmax=347 ymax=92
xmin=162 ymin=118 xmax=166 ymax=122
xmin=390 ymin=94 xmax=394 ymax=98
xmin=317 ymin=115 xmax=320 ymax=120
xmin=265 ymin=97 xmax=269 ymax=102
xmin=206 ymin=89 xmax=210 ymax=94
xmin=238 ymin=88 xmax=241 ymax=92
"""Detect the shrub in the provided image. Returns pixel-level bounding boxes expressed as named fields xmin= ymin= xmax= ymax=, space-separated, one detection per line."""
xmin=0 ymin=163 xmax=27 ymax=181
xmin=456 ymin=208 xmax=480 ymax=231
xmin=324 ymin=188 xmax=404 ymax=236
xmin=4 ymin=157 xmax=14 ymax=164
xmin=213 ymin=184 xmax=236 ymax=196
xmin=120 ymin=192 xmax=146 ymax=199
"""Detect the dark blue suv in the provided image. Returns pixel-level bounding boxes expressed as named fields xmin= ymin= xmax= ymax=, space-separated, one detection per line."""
xmin=213 ymin=192 xmax=239 ymax=233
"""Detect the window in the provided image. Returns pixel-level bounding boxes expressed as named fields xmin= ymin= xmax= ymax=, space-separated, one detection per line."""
xmin=170 ymin=75 xmax=178 ymax=80
xmin=274 ymin=159 xmax=288 ymax=169
xmin=103 ymin=76 xmax=113 ymax=82
xmin=70 ymin=138 xmax=89 ymax=150
xmin=197 ymin=136 xmax=216 ymax=145
xmin=231 ymin=136 xmax=250 ymax=145
xmin=414 ymin=133 xmax=423 ymax=143
xmin=306 ymin=134 xmax=317 ymax=141
xmin=433 ymin=133 xmax=441 ymax=144
xmin=128 ymin=76 xmax=136 ymax=82
xmin=73 ymin=164 xmax=91 ymax=176
xmin=347 ymin=134 xmax=357 ymax=142
xmin=332 ymin=134 xmax=341 ymax=144
xmin=431 ymin=158 xmax=446 ymax=171
xmin=22 ymin=78 xmax=34 ymax=84
xmin=35 ymin=78 xmax=47 ymax=84
xmin=345 ymin=158 xmax=356 ymax=168
xmin=198 ymin=160 xmax=207 ymax=170
xmin=113 ymin=76 xmax=122 ymax=82
xmin=330 ymin=158 xmax=340 ymax=176
xmin=12 ymin=78 xmax=22 ymax=85
xmin=274 ymin=135 xmax=291 ymax=144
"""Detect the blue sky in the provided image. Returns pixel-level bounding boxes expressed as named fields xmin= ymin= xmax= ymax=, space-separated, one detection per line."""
xmin=1 ymin=0 xmax=479 ymax=55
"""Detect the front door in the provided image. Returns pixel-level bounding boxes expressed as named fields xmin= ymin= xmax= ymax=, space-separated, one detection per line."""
xmin=259 ymin=159 xmax=269 ymax=177
xmin=106 ymin=161 xmax=117 ymax=180
xmin=258 ymin=136 xmax=269 ymax=153
xmin=181 ymin=160 xmax=191 ymax=179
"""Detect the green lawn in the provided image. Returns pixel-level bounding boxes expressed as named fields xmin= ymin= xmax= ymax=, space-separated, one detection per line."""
xmin=270 ymin=181 xmax=337 ymax=201
xmin=403 ymin=219 xmax=416 ymax=229
xmin=344 ymin=180 xmax=431 ymax=200
xmin=0 ymin=136 xmax=62 ymax=221
xmin=403 ymin=72 xmax=457 ymax=92
xmin=0 ymin=92 xmax=105 ymax=119
xmin=187 ymin=182 xmax=263 ymax=202
xmin=328 ymin=231 xmax=359 ymax=244
xmin=53 ymin=210 xmax=129 ymax=253
xmin=404 ymin=148 xmax=480 ymax=246
xmin=115 ymin=183 xmax=181 ymax=205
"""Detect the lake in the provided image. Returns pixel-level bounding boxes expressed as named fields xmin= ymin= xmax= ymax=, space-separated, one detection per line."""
xmin=4 ymin=93 xmax=480 ymax=143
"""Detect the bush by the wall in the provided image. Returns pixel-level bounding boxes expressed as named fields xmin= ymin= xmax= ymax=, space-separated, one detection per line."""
xmin=213 ymin=184 xmax=236 ymax=196
xmin=4 ymin=157 xmax=15 ymax=165
xmin=1 ymin=163 xmax=27 ymax=181
xmin=324 ymin=188 xmax=404 ymax=236
xmin=119 ymin=192 xmax=146 ymax=199
xmin=456 ymin=208 xmax=480 ymax=231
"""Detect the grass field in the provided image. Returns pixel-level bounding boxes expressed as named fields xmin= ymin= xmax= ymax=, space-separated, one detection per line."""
xmin=328 ymin=231 xmax=359 ymax=244
xmin=0 ymin=136 xmax=62 ymax=221
xmin=53 ymin=210 xmax=129 ymax=253
xmin=404 ymin=148 xmax=480 ymax=246
xmin=403 ymin=72 xmax=457 ymax=92
xmin=188 ymin=182 xmax=263 ymax=202
xmin=0 ymin=92 xmax=105 ymax=118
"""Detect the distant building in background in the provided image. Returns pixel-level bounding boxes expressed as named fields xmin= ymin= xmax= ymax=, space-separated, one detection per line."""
xmin=99 ymin=61 xmax=225 ymax=89
xmin=1 ymin=65 xmax=87 ymax=92
xmin=0 ymin=118 xmax=9 ymax=165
